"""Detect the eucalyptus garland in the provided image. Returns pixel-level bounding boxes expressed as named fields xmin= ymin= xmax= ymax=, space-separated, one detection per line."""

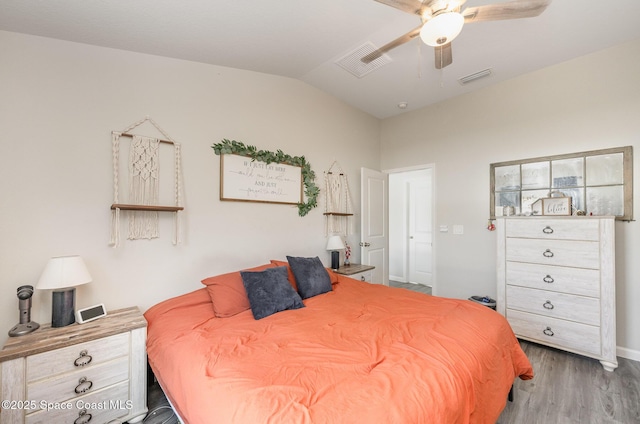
xmin=212 ymin=139 xmax=319 ymax=216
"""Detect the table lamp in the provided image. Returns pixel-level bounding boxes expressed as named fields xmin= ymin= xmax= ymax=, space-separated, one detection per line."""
xmin=36 ymin=255 xmax=92 ymax=327
xmin=326 ymin=235 xmax=345 ymax=271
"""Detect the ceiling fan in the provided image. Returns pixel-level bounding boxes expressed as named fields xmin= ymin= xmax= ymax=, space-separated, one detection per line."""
xmin=362 ymin=0 xmax=551 ymax=69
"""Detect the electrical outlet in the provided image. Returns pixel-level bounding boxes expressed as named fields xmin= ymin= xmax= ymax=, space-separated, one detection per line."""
xmin=453 ymin=225 xmax=464 ymax=235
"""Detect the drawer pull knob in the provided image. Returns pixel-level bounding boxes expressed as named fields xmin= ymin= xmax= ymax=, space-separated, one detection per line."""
xmin=74 ymin=409 xmax=92 ymax=424
xmin=75 ymin=377 xmax=93 ymax=394
xmin=543 ymin=275 xmax=554 ymax=283
xmin=543 ymin=327 xmax=554 ymax=337
xmin=542 ymin=226 xmax=554 ymax=234
xmin=74 ymin=350 xmax=93 ymax=367
xmin=543 ymin=249 xmax=554 ymax=258
xmin=543 ymin=300 xmax=555 ymax=310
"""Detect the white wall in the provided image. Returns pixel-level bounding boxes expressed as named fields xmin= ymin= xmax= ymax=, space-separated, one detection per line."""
xmin=380 ymin=39 xmax=640 ymax=355
xmin=3 ymin=29 xmax=638 ymax=357
xmin=0 ymin=31 xmax=380 ymax=347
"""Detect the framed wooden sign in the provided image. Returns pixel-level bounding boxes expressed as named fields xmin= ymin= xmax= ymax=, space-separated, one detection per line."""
xmin=220 ymin=154 xmax=303 ymax=205
xmin=543 ymin=197 xmax=572 ymax=215
xmin=532 ymin=197 xmax=572 ymax=216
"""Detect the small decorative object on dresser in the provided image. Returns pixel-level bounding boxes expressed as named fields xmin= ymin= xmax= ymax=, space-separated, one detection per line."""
xmin=333 ymin=263 xmax=375 ymax=283
xmin=531 ymin=196 xmax=572 ymax=216
xmin=7 ymin=285 xmax=39 ymax=337
xmin=0 ymin=307 xmax=148 ymax=424
xmin=326 ymin=235 xmax=345 ymax=271
xmin=496 ymin=216 xmax=617 ymax=371
xmin=75 ymin=303 xmax=107 ymax=324
xmin=35 ymin=256 xmax=93 ymax=328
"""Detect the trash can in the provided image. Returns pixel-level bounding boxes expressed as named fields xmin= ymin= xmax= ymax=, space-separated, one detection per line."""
xmin=468 ymin=295 xmax=496 ymax=310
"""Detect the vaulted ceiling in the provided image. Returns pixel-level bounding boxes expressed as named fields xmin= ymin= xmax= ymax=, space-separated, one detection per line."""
xmin=2 ymin=0 xmax=640 ymax=118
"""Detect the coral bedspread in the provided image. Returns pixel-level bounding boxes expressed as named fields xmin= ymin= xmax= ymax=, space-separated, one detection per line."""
xmin=145 ymin=277 xmax=532 ymax=424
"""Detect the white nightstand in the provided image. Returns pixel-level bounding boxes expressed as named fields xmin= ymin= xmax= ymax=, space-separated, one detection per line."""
xmin=334 ymin=264 xmax=375 ymax=283
xmin=0 ymin=307 xmax=148 ymax=424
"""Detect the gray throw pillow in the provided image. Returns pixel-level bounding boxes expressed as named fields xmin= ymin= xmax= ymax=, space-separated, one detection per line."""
xmin=286 ymin=256 xmax=332 ymax=299
xmin=240 ymin=266 xmax=304 ymax=320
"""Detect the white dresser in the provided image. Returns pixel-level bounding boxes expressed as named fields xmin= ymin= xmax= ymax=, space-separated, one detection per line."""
xmin=0 ymin=307 xmax=148 ymax=423
xmin=496 ymin=217 xmax=617 ymax=371
xmin=334 ymin=264 xmax=375 ymax=283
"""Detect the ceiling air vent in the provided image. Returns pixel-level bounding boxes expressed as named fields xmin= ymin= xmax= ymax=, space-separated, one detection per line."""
xmin=458 ymin=68 xmax=492 ymax=85
xmin=335 ymin=42 xmax=392 ymax=78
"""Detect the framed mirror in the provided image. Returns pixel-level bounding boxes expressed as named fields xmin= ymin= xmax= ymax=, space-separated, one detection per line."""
xmin=490 ymin=146 xmax=633 ymax=221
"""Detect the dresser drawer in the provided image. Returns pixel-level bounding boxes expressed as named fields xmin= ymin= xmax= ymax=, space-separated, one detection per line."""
xmin=27 ymin=356 xmax=129 ymax=409
xmin=506 ymin=262 xmax=600 ymax=298
xmin=351 ymin=270 xmax=373 ymax=283
xmin=505 ymin=218 xmax=600 ymax=241
xmin=507 ymin=309 xmax=601 ymax=356
xmin=506 ymin=285 xmax=600 ymax=326
xmin=25 ymin=380 xmax=129 ymax=424
xmin=506 ymin=238 xmax=599 ymax=268
xmin=26 ymin=333 xmax=129 ymax=382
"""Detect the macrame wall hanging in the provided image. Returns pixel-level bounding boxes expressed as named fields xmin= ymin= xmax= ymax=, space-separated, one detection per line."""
xmin=109 ymin=116 xmax=184 ymax=247
xmin=324 ymin=160 xmax=354 ymax=236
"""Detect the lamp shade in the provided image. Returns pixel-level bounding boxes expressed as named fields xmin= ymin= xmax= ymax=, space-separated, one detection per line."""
xmin=420 ymin=12 xmax=464 ymax=47
xmin=326 ymin=235 xmax=345 ymax=251
xmin=36 ymin=256 xmax=92 ymax=290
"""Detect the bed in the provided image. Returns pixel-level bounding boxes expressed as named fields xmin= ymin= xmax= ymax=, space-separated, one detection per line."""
xmin=145 ymin=260 xmax=533 ymax=424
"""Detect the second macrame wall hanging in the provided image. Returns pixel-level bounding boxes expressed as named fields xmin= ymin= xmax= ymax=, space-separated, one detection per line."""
xmin=109 ymin=116 xmax=184 ymax=247
xmin=324 ymin=160 xmax=354 ymax=236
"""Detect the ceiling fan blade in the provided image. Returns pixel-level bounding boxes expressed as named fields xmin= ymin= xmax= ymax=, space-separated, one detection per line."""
xmin=361 ymin=25 xmax=422 ymax=64
xmin=374 ymin=0 xmax=468 ymax=16
xmin=434 ymin=43 xmax=453 ymax=69
xmin=374 ymin=0 xmax=428 ymax=16
xmin=463 ymin=0 xmax=551 ymax=23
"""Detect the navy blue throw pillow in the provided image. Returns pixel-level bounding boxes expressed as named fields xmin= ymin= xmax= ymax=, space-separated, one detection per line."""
xmin=240 ymin=266 xmax=304 ymax=320
xmin=286 ymin=256 xmax=333 ymax=299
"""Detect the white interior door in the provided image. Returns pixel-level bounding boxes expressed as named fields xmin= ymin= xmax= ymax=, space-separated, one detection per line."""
xmin=360 ymin=168 xmax=388 ymax=286
xmin=408 ymin=177 xmax=433 ymax=285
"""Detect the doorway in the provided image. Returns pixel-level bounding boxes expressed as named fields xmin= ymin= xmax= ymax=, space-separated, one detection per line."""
xmin=387 ymin=165 xmax=434 ymax=295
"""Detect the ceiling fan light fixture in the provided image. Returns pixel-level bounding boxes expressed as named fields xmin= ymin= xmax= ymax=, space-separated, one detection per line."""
xmin=420 ymin=12 xmax=464 ymax=47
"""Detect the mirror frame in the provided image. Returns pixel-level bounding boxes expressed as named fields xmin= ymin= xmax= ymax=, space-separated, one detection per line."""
xmin=490 ymin=146 xmax=633 ymax=221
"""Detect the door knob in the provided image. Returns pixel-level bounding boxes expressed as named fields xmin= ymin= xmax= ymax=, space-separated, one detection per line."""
xmin=359 ymin=242 xmax=371 ymax=247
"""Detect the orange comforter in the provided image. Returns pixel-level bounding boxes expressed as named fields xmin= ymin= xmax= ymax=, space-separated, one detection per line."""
xmin=145 ymin=277 xmax=533 ymax=424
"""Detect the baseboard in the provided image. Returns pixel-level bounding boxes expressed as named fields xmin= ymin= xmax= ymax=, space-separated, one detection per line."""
xmin=617 ymin=346 xmax=640 ymax=362
xmin=389 ymin=275 xmax=406 ymax=283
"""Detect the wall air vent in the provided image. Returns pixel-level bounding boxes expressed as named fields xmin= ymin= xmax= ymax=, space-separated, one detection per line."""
xmin=458 ymin=68 xmax=492 ymax=85
xmin=335 ymin=42 xmax=392 ymax=78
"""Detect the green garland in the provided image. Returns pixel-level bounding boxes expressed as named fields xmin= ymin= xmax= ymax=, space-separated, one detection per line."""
xmin=212 ymin=139 xmax=319 ymax=216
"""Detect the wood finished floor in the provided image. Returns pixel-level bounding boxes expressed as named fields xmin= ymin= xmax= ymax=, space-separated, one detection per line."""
xmin=389 ymin=280 xmax=432 ymax=295
xmin=499 ymin=340 xmax=640 ymax=424
xmin=137 ymin=383 xmax=178 ymax=424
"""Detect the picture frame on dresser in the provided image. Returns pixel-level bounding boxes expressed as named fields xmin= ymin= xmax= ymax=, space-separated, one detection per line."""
xmin=532 ymin=197 xmax=572 ymax=216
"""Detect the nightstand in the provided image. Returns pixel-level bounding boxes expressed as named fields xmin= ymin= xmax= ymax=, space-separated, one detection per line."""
xmin=334 ymin=264 xmax=375 ymax=283
xmin=0 ymin=307 xmax=148 ymax=424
